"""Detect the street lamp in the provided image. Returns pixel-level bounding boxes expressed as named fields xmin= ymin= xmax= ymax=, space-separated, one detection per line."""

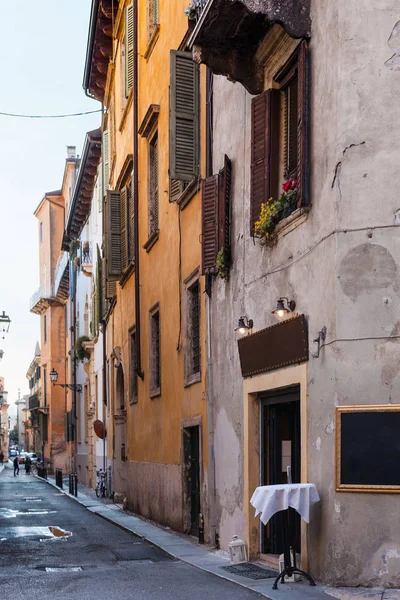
xmin=49 ymin=369 xmax=82 ymax=392
xmin=0 ymin=312 xmax=11 ymax=339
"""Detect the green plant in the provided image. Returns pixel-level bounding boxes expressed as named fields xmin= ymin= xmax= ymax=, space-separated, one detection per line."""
xmin=75 ymin=336 xmax=91 ymax=362
xmin=216 ymin=248 xmax=228 ymax=279
xmin=184 ymin=1 xmax=198 ymax=19
xmin=254 ymin=179 xmax=298 ymax=243
xmin=69 ymin=239 xmax=80 ymax=259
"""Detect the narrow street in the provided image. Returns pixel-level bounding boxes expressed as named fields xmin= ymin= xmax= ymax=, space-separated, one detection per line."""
xmin=0 ymin=465 xmax=259 ymax=600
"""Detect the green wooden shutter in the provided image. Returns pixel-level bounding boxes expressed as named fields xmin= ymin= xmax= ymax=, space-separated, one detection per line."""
xmin=125 ymin=4 xmax=134 ymax=98
xmin=120 ymin=187 xmax=129 ymax=271
xmin=169 ymin=51 xmax=200 ymax=181
xmin=103 ymin=131 xmax=109 ymax=191
xmin=96 ymin=245 xmax=102 ymax=322
xmin=106 ymin=190 xmax=122 ymax=277
xmin=154 ymin=0 xmax=159 ymax=25
xmin=128 ymin=180 xmax=135 ymax=262
xmin=169 ymin=178 xmax=184 ymax=203
xmin=202 ymin=175 xmax=218 ymax=274
xmin=98 ymin=163 xmax=103 ymax=212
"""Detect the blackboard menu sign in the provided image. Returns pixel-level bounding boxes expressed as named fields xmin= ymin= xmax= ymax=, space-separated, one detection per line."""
xmin=336 ymin=406 xmax=400 ymax=493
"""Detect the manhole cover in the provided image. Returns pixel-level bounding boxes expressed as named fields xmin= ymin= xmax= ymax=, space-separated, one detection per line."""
xmin=221 ymin=563 xmax=278 ymax=580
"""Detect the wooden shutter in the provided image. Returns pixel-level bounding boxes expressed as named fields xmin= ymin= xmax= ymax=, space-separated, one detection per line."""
xmin=296 ymin=41 xmax=309 ymax=208
xmin=106 ymin=190 xmax=122 ymax=277
xmin=284 ymin=74 xmax=298 ymax=179
xmin=95 ymin=246 xmax=102 ymax=326
xmin=98 ymin=163 xmax=103 ymax=212
xmin=103 ymin=131 xmax=109 ymax=191
xmin=149 ymin=135 xmax=159 ymax=234
xmin=169 ymin=178 xmax=184 ymax=203
xmin=170 ymin=51 xmax=200 ymax=181
xmin=250 ymin=89 xmax=280 ymax=234
xmin=120 ymin=187 xmax=129 ymax=271
xmin=125 ymin=4 xmax=134 ymax=97
xmin=202 ymin=175 xmax=218 ymax=274
xmin=129 ymin=179 xmax=135 ymax=262
xmin=218 ymin=155 xmax=232 ymax=268
xmin=154 ymin=0 xmax=159 ymax=25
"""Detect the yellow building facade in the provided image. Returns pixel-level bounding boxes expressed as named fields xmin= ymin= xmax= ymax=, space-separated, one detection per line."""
xmin=84 ymin=0 xmax=209 ymax=537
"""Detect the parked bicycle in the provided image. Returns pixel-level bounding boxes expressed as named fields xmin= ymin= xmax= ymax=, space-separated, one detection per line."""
xmin=95 ymin=469 xmax=107 ymax=498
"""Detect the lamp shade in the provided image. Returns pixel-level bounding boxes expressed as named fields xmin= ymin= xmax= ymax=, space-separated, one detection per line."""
xmin=49 ymin=369 xmax=58 ymax=383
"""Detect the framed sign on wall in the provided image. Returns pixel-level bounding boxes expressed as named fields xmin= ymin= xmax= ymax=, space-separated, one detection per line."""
xmin=336 ymin=405 xmax=400 ymax=493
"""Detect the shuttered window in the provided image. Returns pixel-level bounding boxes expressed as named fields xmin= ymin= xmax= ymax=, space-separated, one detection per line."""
xmin=102 ymin=131 xmax=109 ymax=192
xmin=250 ymin=89 xmax=280 ymax=234
xmin=125 ymin=4 xmax=134 ymax=98
xmin=128 ymin=180 xmax=135 ymax=262
xmin=129 ymin=329 xmax=138 ymax=403
xmin=150 ymin=306 xmax=161 ymax=397
xmin=106 ymin=190 xmax=122 ymax=277
xmin=250 ymin=41 xmax=309 ymax=234
xmin=189 ymin=281 xmax=200 ymax=376
xmin=201 ymin=156 xmax=232 ymax=275
xmin=170 ymin=51 xmax=200 ymax=182
xmin=149 ymin=132 xmax=159 ymax=236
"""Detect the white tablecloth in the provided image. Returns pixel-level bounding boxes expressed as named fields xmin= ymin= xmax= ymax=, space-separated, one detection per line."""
xmin=250 ymin=483 xmax=320 ymax=525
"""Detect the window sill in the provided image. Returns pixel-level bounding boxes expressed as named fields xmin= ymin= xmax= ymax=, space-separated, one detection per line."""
xmin=144 ymin=25 xmax=160 ymax=61
xmin=143 ymin=229 xmax=159 ymax=253
xmin=184 ymin=372 xmax=201 ymax=388
xmin=150 ymin=387 xmax=161 ymax=399
xmin=177 ymin=178 xmax=201 ymax=210
xmin=119 ymin=261 xmax=135 ymax=288
xmin=274 ymin=206 xmax=310 ymax=241
xmin=129 ymin=396 xmax=138 ymax=405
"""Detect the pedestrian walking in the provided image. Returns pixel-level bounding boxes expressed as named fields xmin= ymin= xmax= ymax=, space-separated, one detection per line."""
xmin=0 ymin=451 xmax=4 ymax=465
xmin=13 ymin=456 xmax=19 ymax=477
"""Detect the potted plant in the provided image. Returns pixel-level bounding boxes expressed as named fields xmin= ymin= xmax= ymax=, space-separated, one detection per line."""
xmin=254 ymin=179 xmax=298 ymax=244
xmin=75 ymin=336 xmax=91 ymax=362
xmin=184 ymin=1 xmax=199 ymax=21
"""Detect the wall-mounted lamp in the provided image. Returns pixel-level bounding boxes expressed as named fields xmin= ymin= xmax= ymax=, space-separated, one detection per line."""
xmin=50 ymin=369 xmax=82 ymax=393
xmin=272 ymin=297 xmax=296 ymax=319
xmin=234 ymin=316 xmax=253 ymax=336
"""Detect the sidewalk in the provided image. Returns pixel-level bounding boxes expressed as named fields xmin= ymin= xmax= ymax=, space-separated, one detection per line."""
xmin=39 ymin=474 xmax=399 ymax=600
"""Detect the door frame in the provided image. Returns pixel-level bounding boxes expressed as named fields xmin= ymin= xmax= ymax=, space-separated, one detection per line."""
xmin=243 ymin=363 xmax=308 ymax=567
xmin=181 ymin=416 xmax=203 ymax=535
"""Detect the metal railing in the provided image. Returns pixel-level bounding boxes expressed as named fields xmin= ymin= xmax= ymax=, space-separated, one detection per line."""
xmin=29 ymin=284 xmax=55 ymax=311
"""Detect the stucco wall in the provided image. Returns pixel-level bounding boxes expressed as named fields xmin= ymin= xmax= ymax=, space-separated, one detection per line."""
xmin=210 ymin=0 xmax=400 ymax=586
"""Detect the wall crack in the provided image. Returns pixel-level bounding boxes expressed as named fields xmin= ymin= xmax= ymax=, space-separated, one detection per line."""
xmin=331 ymin=141 xmax=366 ymax=188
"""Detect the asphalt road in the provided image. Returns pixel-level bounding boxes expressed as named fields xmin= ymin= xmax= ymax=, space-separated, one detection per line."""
xmin=0 ymin=464 xmax=259 ymax=600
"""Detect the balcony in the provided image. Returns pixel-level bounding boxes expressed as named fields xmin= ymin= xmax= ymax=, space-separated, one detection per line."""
xmin=80 ymin=241 xmax=93 ymax=277
xmin=29 ymin=394 xmax=40 ymax=411
xmin=54 ymin=251 xmax=70 ymax=303
xmin=188 ymin=0 xmax=311 ymax=94
xmin=29 ymin=283 xmax=56 ymax=315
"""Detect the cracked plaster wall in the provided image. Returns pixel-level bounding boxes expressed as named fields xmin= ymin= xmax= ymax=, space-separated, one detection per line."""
xmin=210 ymin=0 xmax=400 ymax=586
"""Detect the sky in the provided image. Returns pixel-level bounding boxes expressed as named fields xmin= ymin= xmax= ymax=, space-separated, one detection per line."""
xmin=0 ymin=1 xmax=101 ymax=415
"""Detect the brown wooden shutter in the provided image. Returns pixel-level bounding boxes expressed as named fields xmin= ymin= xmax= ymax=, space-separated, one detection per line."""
xmin=296 ymin=40 xmax=309 ymax=207
xmin=170 ymin=51 xmax=200 ymax=181
xmin=284 ymin=74 xmax=298 ymax=179
xmin=202 ymin=175 xmax=218 ymax=274
xmin=106 ymin=190 xmax=122 ymax=278
xmin=218 ymin=155 xmax=232 ymax=268
xmin=250 ymin=89 xmax=280 ymax=235
xmin=120 ymin=187 xmax=129 ymax=271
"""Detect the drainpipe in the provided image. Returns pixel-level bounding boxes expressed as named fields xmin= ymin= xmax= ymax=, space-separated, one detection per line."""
xmin=206 ymin=292 xmax=217 ymax=545
xmin=72 ymin=266 xmax=78 ymax=475
xmin=133 ymin=0 xmax=144 ymax=381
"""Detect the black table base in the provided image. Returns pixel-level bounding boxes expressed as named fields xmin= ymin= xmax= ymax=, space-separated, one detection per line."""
xmin=272 ymin=509 xmax=316 ymax=590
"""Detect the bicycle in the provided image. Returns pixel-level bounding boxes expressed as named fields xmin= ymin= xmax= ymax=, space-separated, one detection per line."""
xmin=95 ymin=469 xmax=107 ymax=498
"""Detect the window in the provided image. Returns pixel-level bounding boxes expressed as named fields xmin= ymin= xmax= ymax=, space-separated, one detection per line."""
xmin=40 ymin=222 xmax=43 ymax=244
xmin=149 ymin=304 xmax=160 ymax=398
xmin=169 ymin=51 xmax=200 ymax=197
xmin=43 ymin=315 xmax=47 ymax=344
xmin=184 ymin=273 xmax=201 ymax=386
xmin=250 ymin=41 xmax=309 ymax=235
xmin=125 ymin=4 xmax=134 ymax=98
xmin=129 ymin=328 xmax=138 ymax=403
xmin=84 ymin=384 xmax=89 ymax=443
xmin=147 ymin=0 xmax=159 ymax=43
xmin=201 ymin=156 xmax=232 ymax=275
xmin=43 ymin=367 xmax=47 ymax=407
xmin=149 ymin=131 xmax=159 ymax=237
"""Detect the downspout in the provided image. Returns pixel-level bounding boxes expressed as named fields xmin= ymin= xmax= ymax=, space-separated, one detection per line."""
xmin=72 ymin=266 xmax=78 ymax=474
xmin=133 ymin=0 xmax=144 ymax=380
xmin=206 ymin=291 xmax=217 ymax=546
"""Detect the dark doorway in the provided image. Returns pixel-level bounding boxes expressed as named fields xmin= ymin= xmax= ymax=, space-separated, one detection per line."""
xmin=260 ymin=387 xmax=301 ymax=555
xmin=183 ymin=426 xmax=201 ymax=536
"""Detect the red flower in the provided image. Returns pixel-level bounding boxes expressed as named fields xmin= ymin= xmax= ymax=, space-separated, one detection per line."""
xmin=282 ymin=178 xmax=298 ymax=192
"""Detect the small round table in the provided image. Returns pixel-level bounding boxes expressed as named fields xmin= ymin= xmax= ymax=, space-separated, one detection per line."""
xmin=250 ymin=483 xmax=320 ymax=589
